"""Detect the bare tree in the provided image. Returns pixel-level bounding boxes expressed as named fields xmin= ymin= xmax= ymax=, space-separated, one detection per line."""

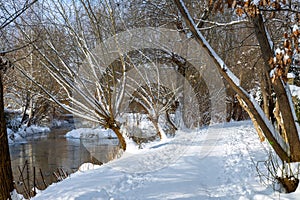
xmin=124 ymin=59 xmax=181 ymax=140
xmin=0 ymin=57 xmax=14 ymax=200
xmin=174 ymin=0 xmax=300 ymax=192
xmin=12 ymin=0 xmax=131 ymax=150
xmin=0 ymin=1 xmax=37 ymax=198
xmin=174 ymin=0 xmax=300 ymax=162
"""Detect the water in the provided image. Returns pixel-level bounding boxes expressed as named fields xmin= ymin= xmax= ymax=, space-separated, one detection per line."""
xmin=9 ymin=128 xmax=119 ymax=197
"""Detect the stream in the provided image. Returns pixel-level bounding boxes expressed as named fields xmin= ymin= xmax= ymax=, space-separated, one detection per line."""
xmin=9 ymin=128 xmax=119 ymax=197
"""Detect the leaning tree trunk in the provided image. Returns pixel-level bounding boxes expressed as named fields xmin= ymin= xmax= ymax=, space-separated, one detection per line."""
xmin=252 ymin=14 xmax=300 ymax=161
xmin=173 ymin=0 xmax=293 ymax=162
xmin=110 ymin=125 xmax=126 ymax=151
xmin=0 ymin=72 xmax=14 ymax=200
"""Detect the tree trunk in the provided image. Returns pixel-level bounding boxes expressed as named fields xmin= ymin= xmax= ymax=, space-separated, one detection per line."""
xmin=260 ymin=69 xmax=271 ymax=119
xmin=252 ymin=14 xmax=300 ymax=161
xmin=26 ymin=98 xmax=34 ymax=127
xmin=0 ymin=72 xmax=14 ymax=200
xmin=150 ymin=116 xmax=163 ymax=139
xmin=20 ymin=91 xmax=30 ymax=126
xmin=148 ymin=114 xmax=167 ymax=140
xmin=110 ymin=125 xmax=126 ymax=151
xmin=173 ymin=0 xmax=291 ymax=161
xmin=166 ymin=110 xmax=178 ymax=131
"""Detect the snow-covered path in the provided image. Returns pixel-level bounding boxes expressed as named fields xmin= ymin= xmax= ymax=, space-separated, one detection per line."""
xmin=33 ymin=121 xmax=300 ymax=200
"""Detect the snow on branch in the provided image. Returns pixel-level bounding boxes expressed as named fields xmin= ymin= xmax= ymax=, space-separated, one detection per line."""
xmin=174 ymin=0 xmax=290 ymax=161
xmin=196 ymin=19 xmax=249 ymax=30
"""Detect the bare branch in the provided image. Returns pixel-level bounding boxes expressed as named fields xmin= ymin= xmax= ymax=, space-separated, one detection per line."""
xmin=0 ymin=0 xmax=38 ymax=30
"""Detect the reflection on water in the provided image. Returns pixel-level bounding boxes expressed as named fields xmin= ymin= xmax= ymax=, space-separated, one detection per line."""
xmin=9 ymin=128 xmax=119 ymax=197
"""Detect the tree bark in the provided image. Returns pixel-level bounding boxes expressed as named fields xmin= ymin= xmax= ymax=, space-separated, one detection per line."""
xmin=173 ymin=0 xmax=291 ymax=161
xmin=260 ymin=69 xmax=272 ymax=119
xmin=252 ymin=14 xmax=300 ymax=161
xmin=20 ymin=91 xmax=30 ymax=126
xmin=216 ymin=63 xmax=290 ymax=161
xmin=149 ymin=116 xmax=163 ymax=140
xmin=166 ymin=110 xmax=178 ymax=131
xmin=110 ymin=125 xmax=126 ymax=151
xmin=0 ymin=72 xmax=14 ymax=200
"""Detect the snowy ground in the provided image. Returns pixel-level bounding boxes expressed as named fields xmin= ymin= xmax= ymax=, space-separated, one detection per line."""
xmin=31 ymin=121 xmax=300 ymax=200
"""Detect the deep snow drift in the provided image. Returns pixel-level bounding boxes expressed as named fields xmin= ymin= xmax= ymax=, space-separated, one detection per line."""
xmin=32 ymin=121 xmax=300 ymax=200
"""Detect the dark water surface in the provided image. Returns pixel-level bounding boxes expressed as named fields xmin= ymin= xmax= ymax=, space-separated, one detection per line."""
xmin=9 ymin=128 xmax=119 ymax=197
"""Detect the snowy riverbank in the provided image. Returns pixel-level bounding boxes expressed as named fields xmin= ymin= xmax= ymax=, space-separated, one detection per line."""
xmin=7 ymin=125 xmax=50 ymax=144
xmin=65 ymin=127 xmax=116 ymax=139
xmin=28 ymin=121 xmax=300 ymax=199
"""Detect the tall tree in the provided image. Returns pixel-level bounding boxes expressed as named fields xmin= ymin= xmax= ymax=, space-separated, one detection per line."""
xmin=174 ymin=0 xmax=300 ymax=191
xmin=174 ymin=0 xmax=300 ymax=162
xmin=0 ymin=1 xmax=37 ymax=199
xmin=14 ymin=0 xmax=130 ymax=150
xmin=0 ymin=57 xmax=13 ymax=200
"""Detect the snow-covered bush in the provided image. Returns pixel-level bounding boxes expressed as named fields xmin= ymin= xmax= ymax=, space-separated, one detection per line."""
xmin=7 ymin=125 xmax=50 ymax=143
xmin=4 ymin=109 xmax=22 ymax=132
xmin=65 ymin=127 xmax=115 ymax=139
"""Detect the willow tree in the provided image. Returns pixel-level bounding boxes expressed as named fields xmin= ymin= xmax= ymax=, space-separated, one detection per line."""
xmin=13 ymin=0 xmax=130 ymax=150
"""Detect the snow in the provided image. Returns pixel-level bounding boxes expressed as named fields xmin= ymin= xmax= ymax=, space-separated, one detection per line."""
xmin=176 ymin=0 xmax=290 ymax=155
xmin=7 ymin=125 xmax=50 ymax=143
xmin=78 ymin=163 xmax=102 ymax=172
xmin=293 ymin=24 xmax=299 ymax=33
xmin=270 ymin=68 xmax=275 ymax=78
xmin=253 ymin=0 xmax=260 ymax=6
xmin=250 ymin=93 xmax=289 ymax=153
xmin=284 ymin=82 xmax=300 ymax=140
xmin=10 ymin=190 xmax=24 ymax=200
xmin=65 ymin=127 xmax=116 ymax=139
xmin=30 ymin=121 xmax=300 ymax=200
xmin=289 ymin=85 xmax=300 ymax=99
xmin=120 ymin=113 xmax=157 ymax=134
xmin=284 ymin=54 xmax=290 ymax=62
xmin=275 ymin=48 xmax=282 ymax=55
xmin=287 ymin=72 xmax=296 ymax=79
